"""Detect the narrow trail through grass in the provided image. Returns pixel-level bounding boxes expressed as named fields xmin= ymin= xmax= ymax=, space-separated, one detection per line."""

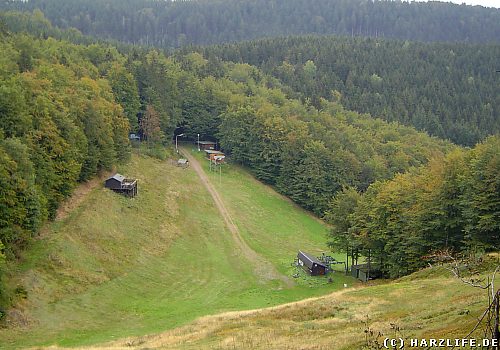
xmin=181 ymin=146 xmax=292 ymax=287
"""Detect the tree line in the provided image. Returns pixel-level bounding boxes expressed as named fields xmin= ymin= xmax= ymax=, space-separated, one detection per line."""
xmin=216 ymin=100 xmax=452 ymax=216
xmin=326 ymin=135 xmax=499 ymax=277
xmin=199 ymin=36 xmax=500 ymax=146
xmin=5 ymin=8 xmax=499 ymax=146
xmin=1 ymin=0 xmax=500 ymax=47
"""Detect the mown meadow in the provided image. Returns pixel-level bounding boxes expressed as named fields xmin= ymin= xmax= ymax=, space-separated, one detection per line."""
xmin=1 ymin=149 xmax=352 ymax=348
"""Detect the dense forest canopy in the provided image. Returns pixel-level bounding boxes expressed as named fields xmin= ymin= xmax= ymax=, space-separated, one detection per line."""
xmin=3 ymin=2 xmax=499 ymax=147
xmin=198 ymin=36 xmax=500 ymax=146
xmin=1 ymin=0 xmax=500 ymax=47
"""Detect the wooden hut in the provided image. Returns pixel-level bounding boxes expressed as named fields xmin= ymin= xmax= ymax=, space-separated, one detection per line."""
xmin=197 ymin=141 xmax=216 ymax=150
xmin=297 ymin=251 xmax=327 ymax=276
xmin=104 ymin=173 xmax=138 ymax=197
xmin=351 ymin=263 xmax=381 ymax=282
xmin=205 ymin=150 xmax=225 ymax=161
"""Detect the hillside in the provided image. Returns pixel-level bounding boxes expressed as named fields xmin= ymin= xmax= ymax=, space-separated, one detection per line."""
xmin=0 ymin=12 xmax=498 ymax=349
xmin=33 ymin=262 xmax=497 ymax=349
xmin=2 ymin=0 xmax=500 ymax=46
xmin=0 ymin=149 xmax=352 ymax=348
xmin=199 ymin=36 xmax=500 ymax=146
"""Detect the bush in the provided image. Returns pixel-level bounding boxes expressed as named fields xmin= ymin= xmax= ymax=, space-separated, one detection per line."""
xmin=136 ymin=143 xmax=176 ymax=160
xmin=145 ymin=146 xmax=168 ymax=160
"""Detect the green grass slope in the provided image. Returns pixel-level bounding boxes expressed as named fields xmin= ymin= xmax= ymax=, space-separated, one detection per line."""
xmin=1 ymin=149 xmax=351 ymax=348
xmin=187 ymin=147 xmax=347 ymax=279
xmin=79 ymin=262 xmax=496 ymax=350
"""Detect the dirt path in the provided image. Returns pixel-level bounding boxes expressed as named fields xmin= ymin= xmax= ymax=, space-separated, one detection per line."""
xmin=34 ymin=170 xmax=115 ymax=240
xmin=181 ymin=147 xmax=292 ymax=287
xmin=54 ymin=171 xmax=114 ymax=221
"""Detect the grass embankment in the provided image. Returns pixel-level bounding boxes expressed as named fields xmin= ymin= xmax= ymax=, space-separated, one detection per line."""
xmin=185 ymin=147 xmax=352 ymax=285
xmin=187 ymin=148 xmax=348 ymax=278
xmin=1 ymin=148 xmax=349 ymax=348
xmin=83 ymin=264 xmax=494 ymax=350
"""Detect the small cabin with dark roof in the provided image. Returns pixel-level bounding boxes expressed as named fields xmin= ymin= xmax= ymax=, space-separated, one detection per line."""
xmin=104 ymin=173 xmax=138 ymax=197
xmin=297 ymin=251 xmax=327 ymax=276
xmin=197 ymin=140 xmax=216 ymax=150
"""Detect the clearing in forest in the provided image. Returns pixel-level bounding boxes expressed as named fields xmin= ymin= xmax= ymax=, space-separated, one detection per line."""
xmin=1 ymin=150 xmax=352 ymax=349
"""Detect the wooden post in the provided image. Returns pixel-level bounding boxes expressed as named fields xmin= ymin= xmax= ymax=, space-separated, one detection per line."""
xmin=346 ymin=244 xmax=349 ymax=275
xmin=495 ymin=290 xmax=499 ymax=350
xmin=351 ymin=249 xmax=355 ymax=273
xmin=367 ymin=249 xmax=371 ymax=281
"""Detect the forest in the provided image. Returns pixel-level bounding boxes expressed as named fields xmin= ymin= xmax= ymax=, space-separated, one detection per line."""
xmin=199 ymin=36 xmax=500 ymax=146
xmin=3 ymin=2 xmax=500 ymax=147
xmin=0 ymin=31 xmax=131 ymax=262
xmin=1 ymin=0 xmax=500 ymax=47
xmin=327 ymin=135 xmax=499 ymax=277
xmin=0 ymin=10 xmax=498 ymax=309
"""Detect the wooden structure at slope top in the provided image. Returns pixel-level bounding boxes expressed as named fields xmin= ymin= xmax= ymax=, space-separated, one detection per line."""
xmin=104 ymin=173 xmax=138 ymax=197
xmin=205 ymin=150 xmax=225 ymax=163
xmin=297 ymin=250 xmax=327 ymax=276
xmin=197 ymin=140 xmax=216 ymax=150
